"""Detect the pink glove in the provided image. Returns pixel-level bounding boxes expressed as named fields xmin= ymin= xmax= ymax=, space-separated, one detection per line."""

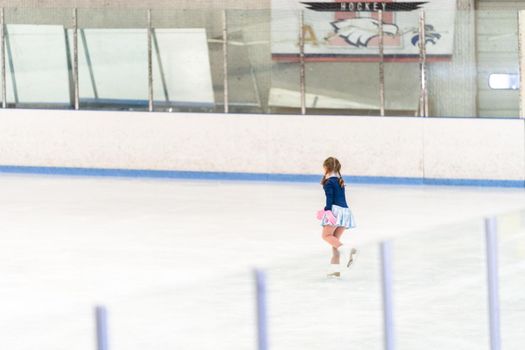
xmin=316 ymin=209 xmax=337 ymax=225
xmin=325 ymin=210 xmax=337 ymax=225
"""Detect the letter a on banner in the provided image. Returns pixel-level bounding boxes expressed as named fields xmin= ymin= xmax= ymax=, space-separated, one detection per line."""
xmin=302 ymin=24 xmax=319 ymax=46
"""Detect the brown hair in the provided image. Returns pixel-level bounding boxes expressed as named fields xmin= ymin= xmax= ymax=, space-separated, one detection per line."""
xmin=321 ymin=157 xmax=345 ymax=188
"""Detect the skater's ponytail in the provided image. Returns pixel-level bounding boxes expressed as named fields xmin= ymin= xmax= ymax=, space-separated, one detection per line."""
xmin=337 ymin=169 xmax=345 ymax=188
xmin=321 ymin=157 xmax=345 ymax=188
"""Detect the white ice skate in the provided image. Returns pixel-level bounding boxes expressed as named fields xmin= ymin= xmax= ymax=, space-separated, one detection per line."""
xmin=339 ymin=245 xmax=358 ymax=268
xmin=326 ymin=263 xmax=341 ymax=279
xmin=347 ymin=248 xmax=358 ymax=268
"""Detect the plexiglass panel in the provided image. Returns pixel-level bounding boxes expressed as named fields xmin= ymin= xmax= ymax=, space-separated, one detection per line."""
xmin=0 ymin=5 xmax=522 ymax=117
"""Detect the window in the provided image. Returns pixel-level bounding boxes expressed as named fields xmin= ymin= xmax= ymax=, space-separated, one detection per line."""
xmin=488 ymin=73 xmax=519 ymax=90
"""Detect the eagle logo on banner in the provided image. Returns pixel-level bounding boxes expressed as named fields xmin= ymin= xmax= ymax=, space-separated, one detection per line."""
xmin=325 ymin=18 xmax=399 ymax=47
xmin=321 ymin=2 xmax=443 ymax=49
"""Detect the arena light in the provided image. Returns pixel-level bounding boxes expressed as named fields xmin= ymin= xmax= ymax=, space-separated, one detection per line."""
xmin=489 ymin=73 xmax=519 ymax=90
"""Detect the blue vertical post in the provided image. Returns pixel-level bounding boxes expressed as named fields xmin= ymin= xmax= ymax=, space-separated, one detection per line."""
xmin=254 ymin=269 xmax=268 ymax=350
xmin=95 ymin=305 xmax=109 ymax=350
xmin=485 ymin=217 xmax=501 ymax=350
xmin=380 ymin=240 xmax=395 ymax=350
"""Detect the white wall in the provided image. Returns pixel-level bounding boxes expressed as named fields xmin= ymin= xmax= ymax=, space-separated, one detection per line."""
xmin=0 ymin=109 xmax=523 ymax=182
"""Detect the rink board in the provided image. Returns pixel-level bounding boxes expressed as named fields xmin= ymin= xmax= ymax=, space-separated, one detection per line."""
xmin=0 ymin=109 xmax=523 ymax=187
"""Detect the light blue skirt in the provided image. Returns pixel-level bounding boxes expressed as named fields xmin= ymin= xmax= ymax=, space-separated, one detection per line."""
xmin=321 ymin=205 xmax=356 ymax=229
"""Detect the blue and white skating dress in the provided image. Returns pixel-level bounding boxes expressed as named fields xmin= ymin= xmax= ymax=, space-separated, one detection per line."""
xmin=320 ymin=175 xmax=356 ymax=229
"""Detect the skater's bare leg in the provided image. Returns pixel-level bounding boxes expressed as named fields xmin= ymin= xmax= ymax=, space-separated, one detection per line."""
xmin=334 ymin=226 xmax=357 ymax=268
xmin=322 ymin=226 xmax=341 ymax=249
xmin=331 ymin=227 xmax=346 ymax=264
xmin=323 ymin=226 xmax=343 ymax=277
xmin=334 ymin=227 xmax=345 ymax=241
xmin=331 ymin=247 xmax=340 ymax=264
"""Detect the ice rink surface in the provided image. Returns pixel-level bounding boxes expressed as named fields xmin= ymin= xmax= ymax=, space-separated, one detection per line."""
xmin=1 ymin=174 xmax=524 ymax=350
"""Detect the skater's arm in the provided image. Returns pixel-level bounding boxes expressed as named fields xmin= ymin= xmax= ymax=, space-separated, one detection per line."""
xmin=323 ymin=182 xmax=334 ymax=211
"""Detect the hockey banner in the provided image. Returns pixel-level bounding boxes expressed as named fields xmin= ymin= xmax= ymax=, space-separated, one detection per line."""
xmin=271 ymin=0 xmax=456 ymax=62
xmin=302 ymin=2 xmax=427 ymax=12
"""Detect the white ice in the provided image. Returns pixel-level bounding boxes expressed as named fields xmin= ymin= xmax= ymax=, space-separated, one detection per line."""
xmin=0 ymin=174 xmax=524 ymax=350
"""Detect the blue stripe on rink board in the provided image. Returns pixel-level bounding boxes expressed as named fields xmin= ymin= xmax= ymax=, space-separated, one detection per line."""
xmin=0 ymin=165 xmax=524 ymax=188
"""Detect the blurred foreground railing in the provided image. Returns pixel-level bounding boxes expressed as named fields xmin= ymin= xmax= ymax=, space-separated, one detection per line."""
xmin=91 ymin=214 xmax=506 ymax=350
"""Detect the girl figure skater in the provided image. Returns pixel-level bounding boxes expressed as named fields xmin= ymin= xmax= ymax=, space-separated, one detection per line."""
xmin=317 ymin=157 xmax=357 ymax=278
